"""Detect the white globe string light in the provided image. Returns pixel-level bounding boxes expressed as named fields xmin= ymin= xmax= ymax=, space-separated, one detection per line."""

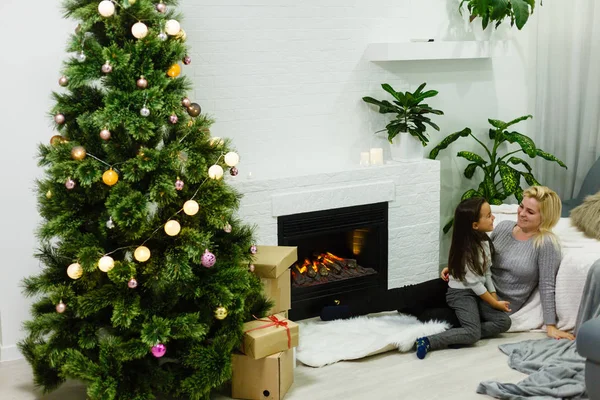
xmin=98 ymin=1 xmax=115 ymax=17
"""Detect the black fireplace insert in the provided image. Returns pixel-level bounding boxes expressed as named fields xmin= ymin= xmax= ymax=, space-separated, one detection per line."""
xmin=278 ymin=202 xmax=388 ymax=320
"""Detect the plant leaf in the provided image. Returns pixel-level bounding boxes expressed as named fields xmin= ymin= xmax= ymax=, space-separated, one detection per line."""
xmin=503 ymin=114 xmax=533 ymax=129
xmin=490 ymin=0 xmax=510 ymax=19
xmin=362 ymin=97 xmax=398 ymax=114
xmin=428 ymin=127 xmax=471 ymax=159
xmin=381 ymin=83 xmax=405 ymax=104
xmin=514 ymin=186 xmax=524 ymax=202
xmin=489 ymin=198 xmax=503 ymax=205
xmin=503 ymin=131 xmax=537 ymax=157
xmin=511 ymin=0 xmax=531 ymax=29
xmin=461 ymin=189 xmax=482 ymax=201
xmin=535 ymin=148 xmax=568 ymax=168
xmin=457 ymin=151 xmax=486 ymax=165
xmin=488 ymin=128 xmax=497 ymax=140
xmin=522 ymin=172 xmax=541 ymax=186
xmin=443 ymin=218 xmax=455 ymax=234
xmin=498 ymin=162 xmax=520 ymax=194
xmin=464 ymin=163 xmax=479 ymax=179
xmin=488 ymin=118 xmax=507 ymax=129
xmin=507 ymin=156 xmax=532 ymax=172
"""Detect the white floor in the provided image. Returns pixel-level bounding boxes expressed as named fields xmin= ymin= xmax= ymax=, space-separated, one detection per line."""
xmin=0 ymin=332 xmax=545 ymax=400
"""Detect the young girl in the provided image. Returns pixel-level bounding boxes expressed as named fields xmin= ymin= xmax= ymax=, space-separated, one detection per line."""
xmin=415 ymin=197 xmax=512 ymax=359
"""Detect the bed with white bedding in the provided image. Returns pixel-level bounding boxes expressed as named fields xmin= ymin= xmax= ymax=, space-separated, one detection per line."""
xmin=491 ymin=204 xmax=600 ymax=332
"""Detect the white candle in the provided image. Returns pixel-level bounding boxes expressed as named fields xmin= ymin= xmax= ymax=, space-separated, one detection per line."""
xmin=360 ymin=152 xmax=370 ymax=166
xmin=370 ymin=148 xmax=383 ymax=165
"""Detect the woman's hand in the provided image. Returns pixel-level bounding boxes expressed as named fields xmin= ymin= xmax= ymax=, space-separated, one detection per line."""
xmin=440 ymin=267 xmax=449 ymax=281
xmin=546 ymin=325 xmax=575 ymax=340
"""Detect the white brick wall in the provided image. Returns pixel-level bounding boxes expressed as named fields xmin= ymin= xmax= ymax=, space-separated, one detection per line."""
xmin=231 ymin=159 xmax=441 ymax=289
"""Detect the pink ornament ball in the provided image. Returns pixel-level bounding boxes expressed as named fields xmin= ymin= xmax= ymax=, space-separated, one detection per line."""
xmin=250 ymin=244 xmax=257 ymax=254
xmin=65 ymin=178 xmax=76 ymax=190
xmin=169 ymin=114 xmax=178 ymax=124
xmin=230 ymin=167 xmax=239 ymax=176
xmin=183 ymin=55 xmax=191 ymax=65
xmin=151 ymin=343 xmax=167 ymax=358
xmin=56 ymin=302 xmax=67 ymax=313
xmin=175 ymin=179 xmax=184 ymax=190
xmin=201 ymin=249 xmax=216 ymax=268
xmin=249 ymin=264 xmax=255 ymax=272
xmin=128 ymin=278 xmax=138 ymax=289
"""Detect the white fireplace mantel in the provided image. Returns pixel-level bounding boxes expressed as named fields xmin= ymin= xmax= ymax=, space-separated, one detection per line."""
xmin=230 ymin=160 xmax=441 ymax=289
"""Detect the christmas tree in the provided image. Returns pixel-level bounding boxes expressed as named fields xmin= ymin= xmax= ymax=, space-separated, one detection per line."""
xmin=19 ymin=1 xmax=269 ymax=399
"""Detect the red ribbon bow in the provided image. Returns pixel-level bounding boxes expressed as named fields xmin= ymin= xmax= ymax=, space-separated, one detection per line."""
xmin=244 ymin=315 xmax=292 ymax=349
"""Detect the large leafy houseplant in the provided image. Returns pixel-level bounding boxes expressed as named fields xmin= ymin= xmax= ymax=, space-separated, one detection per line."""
xmin=429 ymin=115 xmax=567 ymax=232
xmin=460 ymin=0 xmax=541 ymax=30
xmin=362 ymin=83 xmax=443 ymax=146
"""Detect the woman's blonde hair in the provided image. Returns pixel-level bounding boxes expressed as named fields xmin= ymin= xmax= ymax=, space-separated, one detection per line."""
xmin=522 ymin=186 xmax=561 ymax=249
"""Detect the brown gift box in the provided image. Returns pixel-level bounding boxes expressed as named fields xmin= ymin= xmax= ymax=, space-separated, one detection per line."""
xmin=241 ymin=314 xmax=299 ymax=359
xmin=232 ymin=349 xmax=294 ymax=400
xmin=252 ymin=246 xmax=297 ymax=279
xmin=261 ymin=269 xmax=291 ymax=314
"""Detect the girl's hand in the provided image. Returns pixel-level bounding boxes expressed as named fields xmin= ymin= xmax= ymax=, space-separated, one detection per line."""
xmin=493 ymin=300 xmax=511 ymax=312
xmin=440 ymin=267 xmax=449 ymax=281
xmin=547 ymin=325 xmax=575 ymax=340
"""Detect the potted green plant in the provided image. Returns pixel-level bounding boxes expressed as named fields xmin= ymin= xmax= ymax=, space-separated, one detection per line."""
xmin=363 ymin=83 xmax=443 ymax=160
xmin=429 ymin=114 xmax=566 ymax=232
xmin=460 ymin=0 xmax=541 ymax=30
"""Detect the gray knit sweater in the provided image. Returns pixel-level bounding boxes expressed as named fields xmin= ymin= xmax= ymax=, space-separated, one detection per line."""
xmin=490 ymin=220 xmax=561 ymax=325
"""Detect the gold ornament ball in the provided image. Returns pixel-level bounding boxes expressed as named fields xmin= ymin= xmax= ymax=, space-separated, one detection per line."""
xmin=167 ymin=64 xmax=181 ymax=78
xmin=67 ymin=262 xmax=83 ymax=279
xmin=187 ymin=103 xmax=201 ymax=117
xmin=214 ymin=306 xmax=228 ymax=320
xmin=102 ymin=169 xmax=119 ymax=186
xmin=98 ymin=256 xmax=115 ymax=272
xmin=46 ymin=190 xmax=52 ymax=199
xmin=175 ymin=29 xmax=187 ymax=41
xmin=164 ymin=220 xmax=181 ymax=236
xmin=183 ymin=200 xmax=199 ymax=216
xmin=50 ymin=135 xmax=68 ymax=147
xmin=208 ymin=165 xmax=224 ymax=180
xmin=134 ymin=246 xmax=151 ymax=262
xmin=71 ymin=146 xmax=87 ymax=161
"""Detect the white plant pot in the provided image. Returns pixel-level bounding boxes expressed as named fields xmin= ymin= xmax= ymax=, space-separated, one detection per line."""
xmin=390 ymin=133 xmax=424 ymax=161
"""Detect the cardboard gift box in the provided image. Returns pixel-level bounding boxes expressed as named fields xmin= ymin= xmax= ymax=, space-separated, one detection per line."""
xmin=261 ymin=269 xmax=291 ymax=315
xmin=241 ymin=314 xmax=299 ymax=359
xmin=232 ymin=349 xmax=294 ymax=400
xmin=252 ymin=246 xmax=297 ymax=279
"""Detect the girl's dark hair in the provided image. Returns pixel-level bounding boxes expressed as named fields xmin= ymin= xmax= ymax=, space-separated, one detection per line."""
xmin=448 ymin=197 xmax=494 ymax=281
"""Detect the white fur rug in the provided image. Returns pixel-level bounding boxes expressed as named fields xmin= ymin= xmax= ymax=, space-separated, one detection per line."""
xmin=296 ymin=313 xmax=449 ymax=367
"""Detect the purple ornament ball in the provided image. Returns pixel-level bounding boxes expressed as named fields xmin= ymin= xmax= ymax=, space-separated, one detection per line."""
xmin=230 ymin=167 xmax=239 ymax=176
xmin=201 ymin=249 xmax=216 ymax=268
xmin=183 ymin=55 xmax=192 ymax=65
xmin=151 ymin=343 xmax=167 ymax=358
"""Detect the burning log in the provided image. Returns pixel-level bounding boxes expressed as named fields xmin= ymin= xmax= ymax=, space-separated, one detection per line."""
xmin=317 ymin=262 xmax=329 ymax=277
xmin=292 ymin=264 xmax=308 ymax=286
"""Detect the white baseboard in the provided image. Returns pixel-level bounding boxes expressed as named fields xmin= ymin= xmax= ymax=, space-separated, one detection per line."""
xmin=1 ymin=345 xmax=23 ymax=362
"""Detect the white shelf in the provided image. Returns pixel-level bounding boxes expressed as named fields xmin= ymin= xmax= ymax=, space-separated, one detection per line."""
xmin=365 ymin=40 xmax=513 ymax=62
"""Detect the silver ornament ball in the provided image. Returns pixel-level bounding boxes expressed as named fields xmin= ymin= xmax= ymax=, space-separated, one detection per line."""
xmin=54 ymin=113 xmax=66 ymax=124
xmin=181 ymin=97 xmax=191 ymax=107
xmin=158 ymin=32 xmax=168 ymax=41
xmin=106 ymin=217 xmax=115 ymax=229
xmin=140 ymin=107 xmax=150 ymax=117
xmin=76 ymin=51 xmax=86 ymax=62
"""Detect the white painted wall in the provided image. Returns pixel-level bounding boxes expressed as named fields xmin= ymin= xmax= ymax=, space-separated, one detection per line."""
xmin=0 ymin=0 xmax=538 ymax=360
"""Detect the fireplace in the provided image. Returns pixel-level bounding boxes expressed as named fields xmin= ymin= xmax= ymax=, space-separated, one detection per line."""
xmin=278 ymin=202 xmax=388 ymax=320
